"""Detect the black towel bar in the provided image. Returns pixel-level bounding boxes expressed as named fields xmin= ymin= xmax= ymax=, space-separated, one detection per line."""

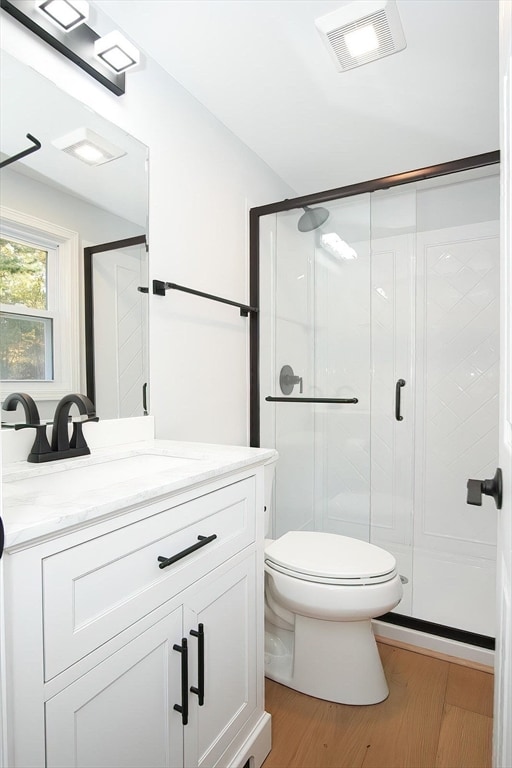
xmin=153 ymin=279 xmax=258 ymax=317
xmin=0 ymin=133 xmax=41 ymax=169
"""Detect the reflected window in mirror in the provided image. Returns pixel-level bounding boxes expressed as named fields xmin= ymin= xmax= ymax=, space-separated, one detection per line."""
xmin=0 ymin=207 xmax=81 ymax=417
xmin=1 ymin=234 xmax=55 ymax=381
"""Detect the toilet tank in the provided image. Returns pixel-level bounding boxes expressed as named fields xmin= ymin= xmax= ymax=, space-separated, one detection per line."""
xmin=264 ymin=454 xmax=278 ymax=537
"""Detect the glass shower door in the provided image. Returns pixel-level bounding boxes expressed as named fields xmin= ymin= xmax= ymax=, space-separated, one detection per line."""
xmin=369 ymin=186 xmax=416 ymax=615
xmin=259 ymin=195 xmax=373 ymax=542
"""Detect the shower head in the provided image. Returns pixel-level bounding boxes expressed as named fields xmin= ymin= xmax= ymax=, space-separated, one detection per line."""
xmin=297 ymin=205 xmax=330 ymax=232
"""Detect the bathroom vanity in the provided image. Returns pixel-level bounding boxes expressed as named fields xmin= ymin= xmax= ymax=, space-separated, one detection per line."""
xmin=0 ymin=440 xmax=275 ymax=768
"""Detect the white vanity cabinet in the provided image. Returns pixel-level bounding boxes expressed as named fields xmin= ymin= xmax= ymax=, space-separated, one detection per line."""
xmin=1 ymin=462 xmax=270 ymax=768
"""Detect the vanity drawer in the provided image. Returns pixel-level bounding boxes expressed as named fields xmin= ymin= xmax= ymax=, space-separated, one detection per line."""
xmin=42 ymin=476 xmax=255 ymax=681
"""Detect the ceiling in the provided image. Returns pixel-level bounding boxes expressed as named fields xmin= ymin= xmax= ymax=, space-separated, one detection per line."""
xmin=96 ymin=0 xmax=500 ymax=197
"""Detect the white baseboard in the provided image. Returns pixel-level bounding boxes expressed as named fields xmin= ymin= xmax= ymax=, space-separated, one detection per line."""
xmin=373 ymin=619 xmax=494 ymax=669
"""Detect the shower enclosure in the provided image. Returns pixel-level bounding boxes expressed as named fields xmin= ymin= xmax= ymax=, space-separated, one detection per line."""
xmin=250 ymin=153 xmax=500 ymax=643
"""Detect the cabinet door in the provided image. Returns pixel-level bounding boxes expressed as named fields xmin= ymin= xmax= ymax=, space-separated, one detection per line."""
xmin=184 ymin=553 xmax=257 ymax=768
xmin=45 ymin=608 xmax=184 ymax=768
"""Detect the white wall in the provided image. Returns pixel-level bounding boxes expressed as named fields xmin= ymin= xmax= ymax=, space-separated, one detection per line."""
xmin=0 ymin=7 xmax=293 ymax=447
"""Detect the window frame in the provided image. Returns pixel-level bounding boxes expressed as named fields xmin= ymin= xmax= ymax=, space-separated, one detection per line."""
xmin=1 ymin=206 xmax=81 ymax=403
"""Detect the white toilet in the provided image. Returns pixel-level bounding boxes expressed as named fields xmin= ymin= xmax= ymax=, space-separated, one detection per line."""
xmin=264 ymin=457 xmax=403 ymax=705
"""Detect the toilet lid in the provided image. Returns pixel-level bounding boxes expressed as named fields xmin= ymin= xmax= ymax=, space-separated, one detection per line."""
xmin=265 ymin=531 xmax=396 ymax=581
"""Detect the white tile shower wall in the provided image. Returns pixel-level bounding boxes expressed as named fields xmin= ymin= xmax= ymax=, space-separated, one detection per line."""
xmin=414 ymin=220 xmax=499 ymax=635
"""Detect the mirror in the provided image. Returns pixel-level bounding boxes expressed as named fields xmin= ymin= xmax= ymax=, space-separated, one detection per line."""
xmin=0 ymin=52 xmax=149 ymax=423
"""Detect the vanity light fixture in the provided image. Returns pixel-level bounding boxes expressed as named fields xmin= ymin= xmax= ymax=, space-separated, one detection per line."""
xmin=35 ymin=0 xmax=89 ymax=32
xmin=94 ymin=30 xmax=140 ymax=73
xmin=315 ymin=0 xmax=406 ymax=72
xmin=0 ymin=0 xmax=138 ymax=95
xmin=52 ymin=127 xmax=126 ymax=166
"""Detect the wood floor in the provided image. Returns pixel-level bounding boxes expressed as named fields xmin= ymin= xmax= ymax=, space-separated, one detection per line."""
xmin=262 ymin=642 xmax=493 ymax=768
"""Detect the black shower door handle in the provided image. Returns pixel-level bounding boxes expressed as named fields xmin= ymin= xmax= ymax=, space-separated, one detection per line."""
xmin=395 ymin=379 xmax=406 ymax=421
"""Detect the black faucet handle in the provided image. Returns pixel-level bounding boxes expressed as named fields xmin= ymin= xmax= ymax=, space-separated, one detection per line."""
xmin=70 ymin=417 xmax=99 ymax=451
xmin=14 ymin=423 xmax=53 ymax=462
xmin=70 ymin=415 xmax=99 ymax=424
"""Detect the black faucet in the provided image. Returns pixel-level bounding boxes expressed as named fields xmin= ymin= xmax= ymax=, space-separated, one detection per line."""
xmin=2 ymin=392 xmax=52 ymax=462
xmin=51 ymin=393 xmax=98 ymax=459
xmin=2 ymin=392 xmax=99 ymax=463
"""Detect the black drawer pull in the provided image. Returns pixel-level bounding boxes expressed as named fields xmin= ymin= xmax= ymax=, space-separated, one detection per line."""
xmin=158 ymin=534 xmax=217 ymax=570
xmin=190 ymin=623 xmax=205 ymax=706
xmin=173 ymin=638 xmax=189 ymax=725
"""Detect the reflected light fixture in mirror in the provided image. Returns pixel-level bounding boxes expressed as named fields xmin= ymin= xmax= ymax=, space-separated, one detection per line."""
xmin=52 ymin=128 xmax=126 ymax=166
xmin=320 ymin=232 xmax=358 ymax=260
xmin=35 ymin=0 xmax=89 ymax=32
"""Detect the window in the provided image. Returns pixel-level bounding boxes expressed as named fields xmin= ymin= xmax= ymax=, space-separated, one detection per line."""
xmin=1 ymin=235 xmax=56 ymax=381
xmin=0 ymin=207 xmax=81 ymax=402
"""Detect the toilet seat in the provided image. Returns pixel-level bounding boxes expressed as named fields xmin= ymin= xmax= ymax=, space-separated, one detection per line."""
xmin=265 ymin=531 xmax=397 ymax=586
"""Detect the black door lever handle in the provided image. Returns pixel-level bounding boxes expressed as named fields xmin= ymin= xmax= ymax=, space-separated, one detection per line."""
xmin=395 ymin=379 xmax=406 ymax=421
xmin=467 ymin=468 xmax=502 ymax=509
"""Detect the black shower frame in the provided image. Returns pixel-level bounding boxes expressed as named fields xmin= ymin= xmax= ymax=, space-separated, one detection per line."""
xmin=248 ymin=150 xmax=499 ymax=650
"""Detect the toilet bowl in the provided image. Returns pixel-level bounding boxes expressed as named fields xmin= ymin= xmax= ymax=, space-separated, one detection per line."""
xmin=263 ymin=458 xmax=403 ymax=705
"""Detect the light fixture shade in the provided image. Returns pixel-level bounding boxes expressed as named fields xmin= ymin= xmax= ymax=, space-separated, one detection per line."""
xmin=94 ymin=31 xmax=140 ymax=73
xmin=35 ymin=0 xmax=89 ymax=32
xmin=315 ymin=0 xmax=406 ymax=72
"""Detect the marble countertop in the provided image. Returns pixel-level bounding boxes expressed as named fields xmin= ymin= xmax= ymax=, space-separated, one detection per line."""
xmin=1 ymin=440 xmax=276 ymax=550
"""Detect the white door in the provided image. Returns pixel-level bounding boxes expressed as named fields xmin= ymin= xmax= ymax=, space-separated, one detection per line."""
xmin=93 ymin=243 xmax=147 ymax=419
xmin=494 ymin=2 xmax=512 ymax=764
xmin=45 ymin=609 xmax=184 ymax=768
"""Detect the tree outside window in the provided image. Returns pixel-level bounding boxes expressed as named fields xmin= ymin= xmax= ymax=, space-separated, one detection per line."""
xmin=0 ymin=236 xmax=54 ymax=381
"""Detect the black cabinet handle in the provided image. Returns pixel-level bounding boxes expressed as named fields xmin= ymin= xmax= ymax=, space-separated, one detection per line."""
xmin=467 ymin=468 xmax=502 ymax=509
xmin=0 ymin=516 xmax=4 ymax=559
xmin=158 ymin=534 xmax=217 ymax=569
xmin=395 ymin=379 xmax=406 ymax=421
xmin=190 ymin=623 xmax=205 ymax=706
xmin=173 ymin=638 xmax=189 ymax=725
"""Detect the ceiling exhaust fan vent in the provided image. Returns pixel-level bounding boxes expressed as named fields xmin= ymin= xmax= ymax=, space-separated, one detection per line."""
xmin=51 ymin=128 xmax=126 ymax=166
xmin=315 ymin=0 xmax=407 ymax=72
